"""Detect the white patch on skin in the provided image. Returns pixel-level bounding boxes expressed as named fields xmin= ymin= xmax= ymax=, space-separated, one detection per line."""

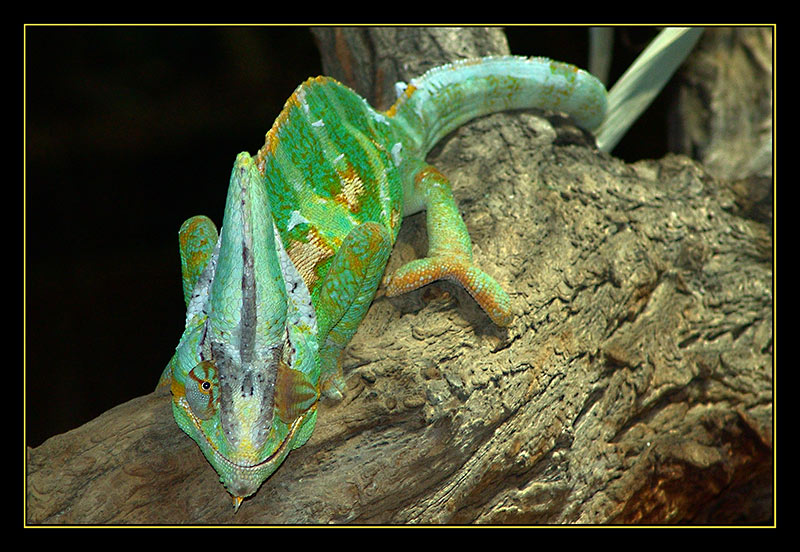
xmin=185 ymin=237 xmax=221 ymax=327
xmin=286 ymin=210 xmax=310 ymax=233
xmin=390 ymin=142 xmax=403 ymax=165
xmin=372 ymin=112 xmax=390 ymax=126
xmin=272 ymin=223 xmax=317 ymax=334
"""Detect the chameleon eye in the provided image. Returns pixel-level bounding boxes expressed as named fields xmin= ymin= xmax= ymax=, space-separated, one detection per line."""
xmin=185 ymin=360 xmax=217 ymax=420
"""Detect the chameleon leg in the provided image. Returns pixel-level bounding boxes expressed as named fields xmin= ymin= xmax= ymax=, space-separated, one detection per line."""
xmin=157 ymin=215 xmax=219 ymax=388
xmin=177 ymin=215 xmax=219 ymax=307
xmin=315 ymin=221 xmax=393 ymax=399
xmin=386 ymin=164 xmax=512 ymax=326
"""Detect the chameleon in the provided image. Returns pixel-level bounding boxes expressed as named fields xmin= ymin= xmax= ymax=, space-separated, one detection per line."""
xmin=158 ymin=55 xmax=608 ymax=510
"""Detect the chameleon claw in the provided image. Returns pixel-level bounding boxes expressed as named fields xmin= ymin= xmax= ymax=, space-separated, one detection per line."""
xmin=232 ymin=496 xmax=244 ymax=512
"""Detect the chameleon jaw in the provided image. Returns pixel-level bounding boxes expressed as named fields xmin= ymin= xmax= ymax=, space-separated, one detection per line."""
xmin=176 ymin=395 xmax=314 ymax=503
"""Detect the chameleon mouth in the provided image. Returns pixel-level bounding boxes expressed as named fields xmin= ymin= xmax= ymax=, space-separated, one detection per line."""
xmin=178 ymin=396 xmax=312 ymax=472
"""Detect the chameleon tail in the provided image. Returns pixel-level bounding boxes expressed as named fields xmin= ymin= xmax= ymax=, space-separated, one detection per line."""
xmin=382 ymin=57 xmax=606 ymax=327
xmin=387 ymin=55 xmax=608 ymax=155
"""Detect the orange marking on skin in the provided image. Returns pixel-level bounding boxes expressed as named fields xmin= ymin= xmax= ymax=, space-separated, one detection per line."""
xmin=256 ymin=77 xmax=331 ymax=173
xmin=413 ymin=165 xmax=454 ymax=200
xmin=467 ymin=282 xmax=512 ymax=327
xmin=414 ymin=165 xmax=446 ymax=184
xmin=275 ymin=360 xmax=319 ymax=424
xmin=171 ymin=372 xmax=186 ymax=401
xmin=286 ymin=225 xmax=335 ymax=291
xmin=179 ymin=217 xmax=209 ymax=248
xmin=386 ymin=256 xmax=512 ymax=327
xmin=333 ymin=164 xmax=366 ymax=213
xmin=389 ymin=207 xmax=401 ymax=233
xmin=384 ymin=83 xmax=417 ymax=118
xmin=187 ymin=250 xmax=208 ymax=269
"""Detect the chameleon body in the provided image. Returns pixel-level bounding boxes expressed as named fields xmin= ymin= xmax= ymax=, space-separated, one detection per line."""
xmin=158 ymin=56 xmax=607 ymax=508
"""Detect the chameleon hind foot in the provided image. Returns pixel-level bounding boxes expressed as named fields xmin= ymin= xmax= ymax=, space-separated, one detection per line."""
xmin=388 ymin=163 xmax=512 ymax=326
xmin=384 ymin=255 xmax=512 ymax=326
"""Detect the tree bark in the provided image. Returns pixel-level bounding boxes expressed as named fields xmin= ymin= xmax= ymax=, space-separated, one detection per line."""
xmin=26 ymin=27 xmax=773 ymax=525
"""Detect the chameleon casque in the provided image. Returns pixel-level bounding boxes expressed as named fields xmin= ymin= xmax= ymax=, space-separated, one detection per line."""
xmin=158 ymin=55 xmax=608 ymax=509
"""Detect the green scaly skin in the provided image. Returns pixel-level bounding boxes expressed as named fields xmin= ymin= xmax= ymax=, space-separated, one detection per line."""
xmin=158 ymin=56 xmax=608 ymax=509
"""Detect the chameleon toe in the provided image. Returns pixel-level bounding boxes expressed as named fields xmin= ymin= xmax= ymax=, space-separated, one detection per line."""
xmin=385 ymin=255 xmax=512 ymax=326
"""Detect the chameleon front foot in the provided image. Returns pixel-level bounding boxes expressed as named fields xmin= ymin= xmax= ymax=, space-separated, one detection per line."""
xmin=319 ymin=367 xmax=346 ymax=401
xmin=384 ymin=255 xmax=512 ymax=326
xmin=317 ymin=347 xmax=347 ymax=401
xmin=315 ymin=221 xmax=394 ymax=399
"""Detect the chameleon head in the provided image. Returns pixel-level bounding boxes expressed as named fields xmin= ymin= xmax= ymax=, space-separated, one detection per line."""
xmin=167 ymin=152 xmax=320 ymax=505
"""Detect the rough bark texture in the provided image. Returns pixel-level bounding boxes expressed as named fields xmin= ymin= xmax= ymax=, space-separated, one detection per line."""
xmin=26 ymin=27 xmax=773 ymax=525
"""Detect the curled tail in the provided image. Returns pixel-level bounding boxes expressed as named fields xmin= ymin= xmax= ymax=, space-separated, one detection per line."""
xmin=387 ymin=55 xmax=608 ymax=155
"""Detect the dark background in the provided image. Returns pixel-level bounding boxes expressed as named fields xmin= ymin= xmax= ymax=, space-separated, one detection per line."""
xmin=25 ymin=26 xmax=666 ymax=447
